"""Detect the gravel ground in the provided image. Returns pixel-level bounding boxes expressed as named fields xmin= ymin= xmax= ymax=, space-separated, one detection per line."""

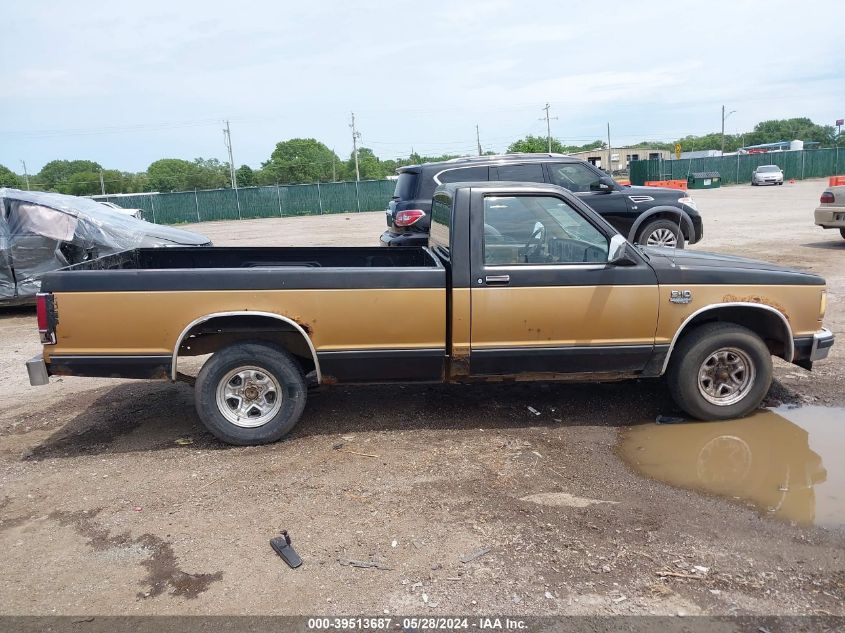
xmin=0 ymin=178 xmax=843 ymax=616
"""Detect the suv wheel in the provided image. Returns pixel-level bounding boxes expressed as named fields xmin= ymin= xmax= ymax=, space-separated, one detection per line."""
xmin=195 ymin=341 xmax=307 ymax=445
xmin=637 ymin=219 xmax=685 ymax=249
xmin=667 ymin=323 xmax=772 ymax=421
xmin=840 ymin=228 xmax=845 ymax=240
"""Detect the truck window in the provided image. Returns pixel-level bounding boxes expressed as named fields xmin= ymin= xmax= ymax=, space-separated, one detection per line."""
xmin=483 ymin=195 xmax=608 ymax=265
xmin=429 ymin=192 xmax=452 ymax=250
xmin=547 ymin=163 xmax=602 ymax=193
xmin=494 ymin=164 xmax=545 ymax=183
xmin=435 ymin=166 xmax=488 ymax=185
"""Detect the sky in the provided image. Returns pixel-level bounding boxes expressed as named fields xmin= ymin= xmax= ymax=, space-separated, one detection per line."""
xmin=2 ymin=0 xmax=843 ymax=174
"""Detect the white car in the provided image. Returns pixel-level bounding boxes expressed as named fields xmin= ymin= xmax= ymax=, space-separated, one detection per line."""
xmin=99 ymin=200 xmax=145 ymax=220
xmin=814 ymin=185 xmax=845 ymax=240
xmin=751 ymin=165 xmax=784 ymax=186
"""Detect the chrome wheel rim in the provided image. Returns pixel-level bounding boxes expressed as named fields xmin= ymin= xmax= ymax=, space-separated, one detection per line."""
xmin=697 ymin=347 xmax=755 ymax=406
xmin=646 ymin=228 xmax=677 ymax=248
xmin=215 ymin=366 xmax=283 ymax=428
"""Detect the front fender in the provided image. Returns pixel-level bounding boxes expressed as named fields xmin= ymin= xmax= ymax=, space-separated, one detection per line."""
xmin=628 ymin=206 xmax=696 ymax=244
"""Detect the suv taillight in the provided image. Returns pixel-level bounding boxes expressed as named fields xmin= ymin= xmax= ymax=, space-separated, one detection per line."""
xmin=820 ymin=191 xmax=835 ymax=204
xmin=395 ymin=209 xmax=425 ymax=227
xmin=36 ymin=293 xmax=56 ymax=344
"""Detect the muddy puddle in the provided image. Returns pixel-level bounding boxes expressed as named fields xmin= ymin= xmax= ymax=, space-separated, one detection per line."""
xmin=619 ymin=406 xmax=844 ymax=528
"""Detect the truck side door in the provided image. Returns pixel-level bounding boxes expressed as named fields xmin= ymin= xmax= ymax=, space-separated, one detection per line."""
xmin=468 ymin=189 xmax=659 ymax=376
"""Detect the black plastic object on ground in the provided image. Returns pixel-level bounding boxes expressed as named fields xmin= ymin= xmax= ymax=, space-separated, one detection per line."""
xmin=270 ymin=530 xmax=302 ymax=568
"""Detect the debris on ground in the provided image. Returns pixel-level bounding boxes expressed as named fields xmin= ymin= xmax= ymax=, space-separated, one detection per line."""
xmin=269 ymin=530 xmax=302 ymax=568
xmin=527 ymin=406 xmax=541 ymax=416
xmin=338 ymin=558 xmax=392 ymax=570
xmin=174 ymin=437 xmax=194 ymax=445
xmin=521 ymin=492 xmax=618 ymax=508
xmin=460 ymin=547 xmax=491 ymax=563
xmin=655 ymin=415 xmax=687 ymax=425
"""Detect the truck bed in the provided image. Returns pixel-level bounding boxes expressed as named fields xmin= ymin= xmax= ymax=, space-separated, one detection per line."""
xmin=40 ymin=246 xmax=444 ymax=292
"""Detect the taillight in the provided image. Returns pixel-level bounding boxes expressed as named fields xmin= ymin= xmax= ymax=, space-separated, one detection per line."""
xmin=820 ymin=191 xmax=835 ymax=204
xmin=36 ymin=293 xmax=56 ymax=344
xmin=394 ymin=209 xmax=425 ymax=227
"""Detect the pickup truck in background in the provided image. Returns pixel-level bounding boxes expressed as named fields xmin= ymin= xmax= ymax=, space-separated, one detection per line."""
xmin=27 ymin=182 xmax=833 ymax=445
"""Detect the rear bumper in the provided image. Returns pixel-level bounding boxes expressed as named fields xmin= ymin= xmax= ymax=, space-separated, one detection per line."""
xmin=379 ymin=229 xmax=429 ymax=247
xmin=26 ymin=356 xmax=49 ymax=386
xmin=814 ymin=208 xmax=845 ymax=228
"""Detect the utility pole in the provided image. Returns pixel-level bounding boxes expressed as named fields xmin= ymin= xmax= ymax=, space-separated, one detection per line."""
xmin=332 ymin=149 xmax=337 ymax=182
xmin=606 ymin=122 xmax=612 ymax=173
xmin=539 ymin=103 xmax=558 ymax=153
xmin=223 ymin=120 xmax=238 ymax=189
xmin=20 ymin=160 xmax=30 ymax=190
xmin=350 ymin=112 xmax=361 ymax=181
xmin=476 ymin=124 xmax=483 ymax=156
xmin=721 ymin=105 xmax=736 ymax=154
xmin=99 ymin=170 xmax=106 ymax=195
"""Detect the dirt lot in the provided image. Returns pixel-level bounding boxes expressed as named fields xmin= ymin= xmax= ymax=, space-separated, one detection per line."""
xmin=1 ymin=178 xmax=843 ymax=616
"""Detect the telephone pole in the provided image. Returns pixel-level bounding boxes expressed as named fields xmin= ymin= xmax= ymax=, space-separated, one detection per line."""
xmin=476 ymin=124 xmax=483 ymax=156
xmin=223 ymin=120 xmax=238 ymax=189
xmin=606 ymin=123 xmax=612 ymax=172
xmin=539 ymin=103 xmax=558 ymax=153
xmin=350 ymin=112 xmax=361 ymax=181
xmin=99 ymin=170 xmax=106 ymax=195
xmin=721 ymin=105 xmax=736 ymax=155
xmin=20 ymin=160 xmax=30 ymax=190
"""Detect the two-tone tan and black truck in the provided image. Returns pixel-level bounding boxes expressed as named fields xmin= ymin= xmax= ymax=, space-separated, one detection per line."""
xmin=26 ymin=182 xmax=834 ymax=445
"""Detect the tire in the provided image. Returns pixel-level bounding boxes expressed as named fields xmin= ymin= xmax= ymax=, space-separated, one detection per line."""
xmin=667 ymin=323 xmax=772 ymax=421
xmin=840 ymin=228 xmax=845 ymax=240
xmin=195 ymin=341 xmax=307 ymax=445
xmin=637 ymin=218 xmax=685 ymax=249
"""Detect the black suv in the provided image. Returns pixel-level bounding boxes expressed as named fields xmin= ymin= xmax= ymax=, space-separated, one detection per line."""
xmin=380 ymin=154 xmax=703 ymax=249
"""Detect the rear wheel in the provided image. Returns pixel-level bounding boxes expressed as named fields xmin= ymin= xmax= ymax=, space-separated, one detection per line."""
xmin=637 ymin=219 xmax=685 ymax=249
xmin=195 ymin=342 xmax=307 ymax=445
xmin=840 ymin=228 xmax=845 ymax=240
xmin=667 ymin=323 xmax=772 ymax=421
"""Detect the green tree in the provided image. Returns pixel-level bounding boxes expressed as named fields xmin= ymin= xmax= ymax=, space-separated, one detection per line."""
xmin=146 ymin=159 xmax=199 ymax=191
xmin=347 ymin=147 xmax=388 ymax=180
xmin=0 ymin=164 xmax=22 ymax=188
xmin=261 ymin=138 xmax=339 ymax=184
xmin=37 ymin=159 xmax=103 ymax=190
xmin=508 ymin=135 xmax=567 ymax=154
xmin=236 ymin=164 xmax=256 ymax=187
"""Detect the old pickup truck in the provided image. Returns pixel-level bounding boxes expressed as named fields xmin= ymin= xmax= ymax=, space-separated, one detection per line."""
xmin=26 ymin=182 xmax=833 ymax=445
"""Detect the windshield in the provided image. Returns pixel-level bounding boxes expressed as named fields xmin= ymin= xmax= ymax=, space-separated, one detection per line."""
xmin=758 ymin=165 xmax=781 ymax=172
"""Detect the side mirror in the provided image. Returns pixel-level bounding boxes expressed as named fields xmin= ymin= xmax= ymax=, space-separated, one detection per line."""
xmin=607 ymin=234 xmax=635 ymax=265
xmin=590 ymin=178 xmax=615 ymax=193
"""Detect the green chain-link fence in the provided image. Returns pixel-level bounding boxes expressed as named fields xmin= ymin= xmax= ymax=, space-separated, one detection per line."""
xmin=630 ymin=148 xmax=845 ymax=186
xmin=94 ymin=179 xmax=396 ymax=225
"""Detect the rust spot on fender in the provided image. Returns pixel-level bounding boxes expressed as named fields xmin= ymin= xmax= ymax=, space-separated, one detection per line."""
xmin=320 ymin=374 xmax=338 ymax=385
xmin=722 ymin=294 xmax=790 ymax=320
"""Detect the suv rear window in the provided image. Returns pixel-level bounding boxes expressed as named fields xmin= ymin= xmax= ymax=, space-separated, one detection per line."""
xmin=436 ymin=166 xmax=489 ymax=185
xmin=393 ymin=172 xmax=419 ymax=200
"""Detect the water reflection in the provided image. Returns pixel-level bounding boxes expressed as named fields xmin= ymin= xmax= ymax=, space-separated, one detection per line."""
xmin=619 ymin=407 xmax=845 ymax=528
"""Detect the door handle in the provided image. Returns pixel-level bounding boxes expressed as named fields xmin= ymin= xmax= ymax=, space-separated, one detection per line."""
xmin=485 ymin=274 xmax=510 ymax=285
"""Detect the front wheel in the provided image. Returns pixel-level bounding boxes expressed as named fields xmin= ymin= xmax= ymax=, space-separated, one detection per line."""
xmin=195 ymin=342 xmax=307 ymax=445
xmin=667 ymin=323 xmax=773 ymax=421
xmin=637 ymin=219 xmax=685 ymax=249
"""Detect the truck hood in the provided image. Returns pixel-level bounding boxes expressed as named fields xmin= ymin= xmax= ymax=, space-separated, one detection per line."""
xmin=624 ymin=185 xmax=683 ymax=199
xmin=642 ymin=247 xmax=825 ymax=286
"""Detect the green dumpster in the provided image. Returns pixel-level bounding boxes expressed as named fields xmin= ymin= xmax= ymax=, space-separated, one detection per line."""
xmin=687 ymin=171 xmax=721 ymax=189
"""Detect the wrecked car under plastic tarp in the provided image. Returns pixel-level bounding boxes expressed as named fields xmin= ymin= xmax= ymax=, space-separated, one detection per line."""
xmin=0 ymin=188 xmax=211 ymax=303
